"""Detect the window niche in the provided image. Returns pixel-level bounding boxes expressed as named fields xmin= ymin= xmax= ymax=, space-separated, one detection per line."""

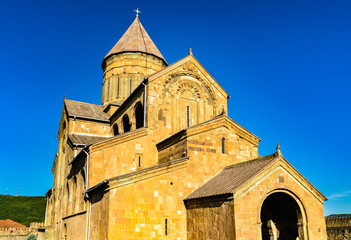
xmin=221 ymin=137 xmax=226 ymax=154
xmin=136 ymin=154 xmax=143 ymax=168
xmin=135 ymin=102 xmax=144 ymax=129
xmin=113 ymin=124 xmax=119 ymax=136
xmin=122 ymin=114 xmax=131 ymax=132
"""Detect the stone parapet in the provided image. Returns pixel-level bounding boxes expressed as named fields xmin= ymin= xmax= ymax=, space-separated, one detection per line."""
xmin=326 ymin=216 xmax=351 ymax=239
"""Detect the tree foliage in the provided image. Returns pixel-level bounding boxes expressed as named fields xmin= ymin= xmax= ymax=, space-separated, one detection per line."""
xmin=26 ymin=234 xmax=37 ymax=240
xmin=0 ymin=195 xmax=46 ymax=227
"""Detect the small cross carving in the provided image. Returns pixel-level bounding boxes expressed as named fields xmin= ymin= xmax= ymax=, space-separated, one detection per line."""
xmin=134 ymin=8 xmax=141 ymax=17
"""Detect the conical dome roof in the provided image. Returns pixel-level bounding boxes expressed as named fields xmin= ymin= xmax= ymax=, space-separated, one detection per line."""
xmin=104 ymin=16 xmax=166 ymax=64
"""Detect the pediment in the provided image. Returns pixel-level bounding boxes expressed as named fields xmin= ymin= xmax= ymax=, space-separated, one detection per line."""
xmin=148 ymin=55 xmax=229 ymax=100
xmin=234 ymin=156 xmax=327 ymax=204
xmin=185 ymin=154 xmax=326 ymax=204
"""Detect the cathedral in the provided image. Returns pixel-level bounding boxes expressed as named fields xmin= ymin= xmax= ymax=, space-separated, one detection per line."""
xmin=44 ymin=14 xmax=328 ymax=240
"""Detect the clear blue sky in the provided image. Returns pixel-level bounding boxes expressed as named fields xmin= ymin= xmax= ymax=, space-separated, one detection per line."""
xmin=0 ymin=0 xmax=350 ymax=216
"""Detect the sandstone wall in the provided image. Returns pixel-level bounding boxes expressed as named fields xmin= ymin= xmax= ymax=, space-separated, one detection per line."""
xmin=89 ymin=190 xmax=109 ymax=240
xmin=185 ymin=195 xmax=235 ymax=239
xmin=147 ymin=58 xmax=229 ymax=142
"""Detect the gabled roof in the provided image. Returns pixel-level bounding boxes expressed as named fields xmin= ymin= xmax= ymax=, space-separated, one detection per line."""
xmin=104 ymin=16 xmax=166 ymax=64
xmin=185 ymin=154 xmax=277 ymax=200
xmin=68 ymin=134 xmax=111 ymax=146
xmin=148 ymin=54 xmax=229 ymax=99
xmin=185 ymin=153 xmax=327 ymax=202
xmin=0 ymin=219 xmax=27 ymax=228
xmin=64 ymin=99 xmax=110 ymax=122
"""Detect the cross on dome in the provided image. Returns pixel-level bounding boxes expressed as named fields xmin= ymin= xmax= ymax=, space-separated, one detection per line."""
xmin=134 ymin=8 xmax=141 ymax=17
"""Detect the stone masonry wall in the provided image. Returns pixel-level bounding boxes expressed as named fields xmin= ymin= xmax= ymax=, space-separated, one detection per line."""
xmin=89 ymin=190 xmax=109 ymax=240
xmin=185 ymin=195 xmax=235 ymax=239
xmin=103 ymin=124 xmax=258 ymax=239
xmin=326 ymin=216 xmax=351 ymax=240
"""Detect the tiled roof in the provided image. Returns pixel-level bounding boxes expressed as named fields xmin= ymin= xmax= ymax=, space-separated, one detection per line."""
xmin=185 ymin=154 xmax=278 ymax=200
xmin=68 ymin=134 xmax=110 ymax=146
xmin=0 ymin=219 xmax=27 ymax=228
xmin=104 ymin=16 xmax=166 ymax=63
xmin=64 ymin=99 xmax=110 ymax=122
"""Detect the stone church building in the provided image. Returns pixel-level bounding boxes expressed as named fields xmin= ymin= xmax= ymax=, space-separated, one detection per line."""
xmin=44 ymin=14 xmax=328 ymax=240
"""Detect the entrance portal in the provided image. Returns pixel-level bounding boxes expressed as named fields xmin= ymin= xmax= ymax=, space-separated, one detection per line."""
xmin=261 ymin=192 xmax=304 ymax=240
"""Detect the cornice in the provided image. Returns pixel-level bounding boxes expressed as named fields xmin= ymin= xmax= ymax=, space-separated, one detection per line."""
xmin=108 ymin=157 xmax=189 ymax=190
xmin=186 ymin=115 xmax=261 ymax=147
xmin=90 ymin=127 xmax=148 ymax=152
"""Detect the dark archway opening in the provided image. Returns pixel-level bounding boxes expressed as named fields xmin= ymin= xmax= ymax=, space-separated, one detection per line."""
xmin=113 ymin=124 xmax=119 ymax=136
xmin=122 ymin=114 xmax=131 ymax=133
xmin=135 ymin=102 xmax=144 ymax=129
xmin=261 ymin=192 xmax=304 ymax=240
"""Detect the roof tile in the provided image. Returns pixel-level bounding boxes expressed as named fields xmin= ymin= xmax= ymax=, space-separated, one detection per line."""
xmin=65 ymin=99 xmax=110 ymax=122
xmin=104 ymin=16 xmax=166 ymax=63
xmin=185 ymin=154 xmax=278 ymax=200
xmin=68 ymin=134 xmax=110 ymax=146
xmin=0 ymin=219 xmax=27 ymax=228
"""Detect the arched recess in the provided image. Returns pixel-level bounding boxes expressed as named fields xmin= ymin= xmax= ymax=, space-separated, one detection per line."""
xmin=113 ymin=123 xmax=119 ymax=136
xmin=122 ymin=114 xmax=131 ymax=133
xmin=166 ymin=77 xmax=217 ymax=129
xmin=259 ymin=189 xmax=308 ymax=240
xmin=135 ymin=102 xmax=144 ymax=129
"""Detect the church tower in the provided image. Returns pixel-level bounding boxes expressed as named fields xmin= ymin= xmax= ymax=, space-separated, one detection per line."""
xmin=101 ymin=15 xmax=167 ymax=105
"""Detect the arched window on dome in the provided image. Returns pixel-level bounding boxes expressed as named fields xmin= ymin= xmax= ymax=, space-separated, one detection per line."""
xmin=123 ymin=114 xmax=131 ymax=133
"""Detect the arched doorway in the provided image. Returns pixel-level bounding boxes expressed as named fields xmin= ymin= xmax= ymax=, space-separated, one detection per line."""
xmin=260 ymin=192 xmax=305 ymax=240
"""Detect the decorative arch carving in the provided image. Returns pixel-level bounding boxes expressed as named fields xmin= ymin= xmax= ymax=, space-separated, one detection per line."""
xmin=164 ymin=69 xmax=218 ymax=111
xmin=176 ymin=81 xmax=203 ymax=99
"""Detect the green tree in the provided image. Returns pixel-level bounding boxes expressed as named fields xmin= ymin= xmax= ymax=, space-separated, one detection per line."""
xmin=26 ymin=234 xmax=37 ymax=240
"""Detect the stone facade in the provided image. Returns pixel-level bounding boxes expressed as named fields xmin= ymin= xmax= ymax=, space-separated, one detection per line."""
xmin=44 ymin=15 xmax=328 ymax=239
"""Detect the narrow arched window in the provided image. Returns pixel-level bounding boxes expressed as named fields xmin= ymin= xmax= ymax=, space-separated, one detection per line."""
xmin=135 ymin=102 xmax=144 ymax=129
xmin=123 ymin=114 xmax=131 ymax=132
xmin=221 ymin=138 xmax=225 ymax=154
xmin=113 ymin=124 xmax=119 ymax=136
xmin=186 ymin=106 xmax=190 ymax=128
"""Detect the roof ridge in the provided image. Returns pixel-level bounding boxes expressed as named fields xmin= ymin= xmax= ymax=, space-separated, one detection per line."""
xmin=65 ymin=99 xmax=102 ymax=107
xmin=224 ymin=153 xmax=276 ymax=170
xmin=137 ymin=17 xmax=148 ymax=54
